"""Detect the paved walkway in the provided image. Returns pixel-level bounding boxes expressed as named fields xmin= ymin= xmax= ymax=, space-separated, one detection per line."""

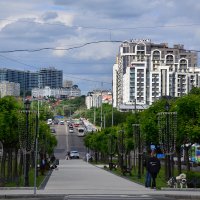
xmin=0 ymin=159 xmax=200 ymax=198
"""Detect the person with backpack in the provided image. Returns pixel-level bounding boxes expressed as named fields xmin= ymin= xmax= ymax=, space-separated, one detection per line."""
xmin=146 ymin=150 xmax=161 ymax=189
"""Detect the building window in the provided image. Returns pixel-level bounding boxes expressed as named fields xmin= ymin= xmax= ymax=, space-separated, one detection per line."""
xmin=166 ymin=55 xmax=174 ymax=64
xmin=152 ymin=50 xmax=160 ymax=60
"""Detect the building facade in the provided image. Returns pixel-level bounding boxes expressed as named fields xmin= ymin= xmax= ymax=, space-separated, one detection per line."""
xmin=0 ymin=68 xmax=38 ymax=95
xmin=85 ymin=90 xmax=112 ymax=109
xmin=113 ymin=39 xmax=199 ymax=109
xmin=0 ymin=67 xmax=64 ymax=95
xmin=39 ymin=67 xmax=63 ymax=88
xmin=0 ymin=81 xmax=20 ymax=97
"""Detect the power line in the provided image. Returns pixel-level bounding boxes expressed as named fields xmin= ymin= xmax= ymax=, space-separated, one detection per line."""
xmin=0 ymin=40 xmax=122 ymax=53
xmin=0 ymin=40 xmax=200 ymax=54
xmin=64 ymin=75 xmax=112 ymax=84
xmin=0 ymin=54 xmax=112 ymax=85
xmin=0 ymin=54 xmax=36 ymax=69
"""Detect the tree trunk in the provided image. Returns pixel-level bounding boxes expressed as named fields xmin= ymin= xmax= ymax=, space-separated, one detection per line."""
xmin=13 ymin=148 xmax=19 ymax=185
xmin=176 ymin=147 xmax=182 ymax=175
xmin=165 ymin=156 xmax=168 ymax=180
xmin=0 ymin=150 xmax=7 ymax=186
xmin=19 ymin=150 xmax=24 ymax=179
xmin=184 ymin=146 xmax=190 ymax=172
xmin=7 ymin=148 xmax=12 ymax=181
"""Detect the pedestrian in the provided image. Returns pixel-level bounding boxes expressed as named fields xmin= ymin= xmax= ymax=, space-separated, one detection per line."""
xmin=143 ymin=149 xmax=152 ymax=188
xmin=86 ymin=152 xmax=90 ymax=163
xmin=40 ymin=158 xmax=46 ymax=175
xmin=146 ymin=150 xmax=161 ymax=189
xmin=66 ymin=151 xmax=70 ymax=160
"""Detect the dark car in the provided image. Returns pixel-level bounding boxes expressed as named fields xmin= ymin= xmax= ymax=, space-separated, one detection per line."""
xmin=51 ymin=128 xmax=56 ymax=133
xmin=54 ymin=120 xmax=59 ymax=125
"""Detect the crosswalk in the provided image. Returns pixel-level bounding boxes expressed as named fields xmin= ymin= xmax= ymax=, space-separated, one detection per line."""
xmin=64 ymin=194 xmax=155 ymax=200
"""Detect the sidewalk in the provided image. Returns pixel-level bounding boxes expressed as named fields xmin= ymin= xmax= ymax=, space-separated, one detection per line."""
xmin=0 ymin=159 xmax=200 ymax=199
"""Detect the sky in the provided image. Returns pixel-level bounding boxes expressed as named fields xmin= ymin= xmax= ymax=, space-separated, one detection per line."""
xmin=0 ymin=0 xmax=200 ymax=94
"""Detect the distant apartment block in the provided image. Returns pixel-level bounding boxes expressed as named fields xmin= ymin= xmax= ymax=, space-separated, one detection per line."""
xmin=85 ymin=90 xmax=112 ymax=109
xmin=0 ymin=81 xmax=20 ymax=98
xmin=113 ymin=39 xmax=199 ymax=110
xmin=0 ymin=67 xmax=63 ymax=95
xmin=0 ymin=68 xmax=38 ymax=95
xmin=63 ymin=80 xmax=73 ymax=88
xmin=39 ymin=67 xmax=63 ymax=88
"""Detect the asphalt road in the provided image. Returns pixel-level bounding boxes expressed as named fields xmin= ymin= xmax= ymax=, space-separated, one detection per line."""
xmin=0 ymin=195 xmax=189 ymax=200
xmin=34 ymin=122 xmax=199 ymax=200
xmin=52 ymin=123 xmax=87 ymax=159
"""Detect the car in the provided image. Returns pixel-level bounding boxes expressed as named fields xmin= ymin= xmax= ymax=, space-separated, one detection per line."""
xmin=54 ymin=120 xmax=59 ymax=125
xmin=51 ymin=128 xmax=56 ymax=133
xmin=60 ymin=120 xmax=65 ymax=125
xmin=70 ymin=151 xmax=79 ymax=159
xmin=69 ymin=128 xmax=74 ymax=133
xmin=68 ymin=124 xmax=73 ymax=128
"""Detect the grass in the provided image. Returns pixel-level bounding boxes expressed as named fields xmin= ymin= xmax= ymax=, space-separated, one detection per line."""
xmin=102 ymin=164 xmax=200 ymax=189
xmin=4 ymin=168 xmax=48 ymax=187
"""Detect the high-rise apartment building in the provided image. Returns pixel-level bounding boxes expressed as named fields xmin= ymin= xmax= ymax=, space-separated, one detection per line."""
xmin=113 ymin=39 xmax=199 ymax=109
xmin=39 ymin=67 xmax=63 ymax=88
xmin=0 ymin=68 xmax=38 ymax=95
xmin=0 ymin=67 xmax=63 ymax=96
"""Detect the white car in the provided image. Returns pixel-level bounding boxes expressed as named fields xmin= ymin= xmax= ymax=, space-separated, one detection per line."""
xmin=60 ymin=120 xmax=65 ymax=125
xmin=69 ymin=128 xmax=74 ymax=133
xmin=70 ymin=151 xmax=79 ymax=159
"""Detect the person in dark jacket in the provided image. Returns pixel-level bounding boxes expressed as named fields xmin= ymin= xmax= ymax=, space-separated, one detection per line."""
xmin=143 ymin=150 xmax=152 ymax=188
xmin=146 ymin=150 xmax=161 ymax=189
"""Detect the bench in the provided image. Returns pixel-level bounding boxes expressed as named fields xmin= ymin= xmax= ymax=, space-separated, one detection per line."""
xmin=109 ymin=163 xmax=117 ymax=170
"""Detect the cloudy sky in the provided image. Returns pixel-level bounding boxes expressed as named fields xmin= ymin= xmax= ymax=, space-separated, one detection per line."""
xmin=0 ymin=0 xmax=200 ymax=94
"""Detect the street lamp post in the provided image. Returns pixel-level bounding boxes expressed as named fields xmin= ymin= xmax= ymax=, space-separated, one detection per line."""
xmin=24 ymin=99 xmax=31 ymax=187
xmin=118 ymin=129 xmax=125 ymax=170
xmin=158 ymin=100 xmax=177 ymax=180
xmin=165 ymin=101 xmax=171 ymax=179
xmin=108 ymin=134 xmax=116 ymax=170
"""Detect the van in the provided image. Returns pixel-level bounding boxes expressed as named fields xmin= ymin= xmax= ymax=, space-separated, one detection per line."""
xmin=47 ymin=119 xmax=52 ymax=125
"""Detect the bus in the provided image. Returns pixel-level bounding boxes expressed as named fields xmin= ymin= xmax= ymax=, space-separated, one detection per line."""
xmin=191 ymin=144 xmax=200 ymax=163
xmin=77 ymin=127 xmax=85 ymax=137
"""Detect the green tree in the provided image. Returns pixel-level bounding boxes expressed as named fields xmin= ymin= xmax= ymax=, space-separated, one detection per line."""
xmin=175 ymin=94 xmax=200 ymax=171
xmin=0 ymin=96 xmax=22 ymax=184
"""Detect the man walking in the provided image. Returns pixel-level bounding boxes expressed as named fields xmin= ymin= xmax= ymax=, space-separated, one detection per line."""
xmin=146 ymin=150 xmax=161 ymax=189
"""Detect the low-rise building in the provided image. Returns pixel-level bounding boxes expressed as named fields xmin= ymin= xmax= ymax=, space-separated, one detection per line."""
xmin=32 ymin=85 xmax=81 ymax=99
xmin=0 ymin=81 xmax=20 ymax=98
xmin=85 ymin=90 xmax=112 ymax=109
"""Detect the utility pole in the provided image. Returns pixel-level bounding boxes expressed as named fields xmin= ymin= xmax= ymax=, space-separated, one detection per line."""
xmin=100 ymin=82 xmax=103 ymax=129
xmin=111 ymin=81 xmax=114 ymax=127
